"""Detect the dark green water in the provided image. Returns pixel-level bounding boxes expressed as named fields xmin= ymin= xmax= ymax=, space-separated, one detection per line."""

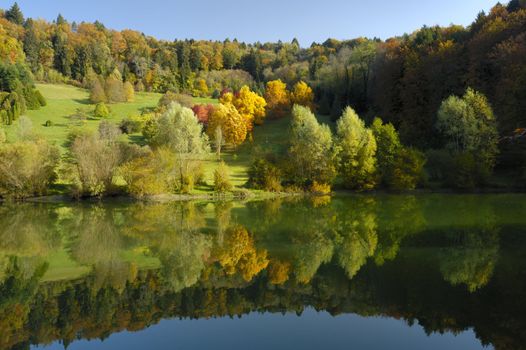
xmin=1 ymin=194 xmax=525 ymax=350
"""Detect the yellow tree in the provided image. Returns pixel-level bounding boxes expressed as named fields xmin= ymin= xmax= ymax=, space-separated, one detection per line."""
xmin=208 ymin=102 xmax=247 ymax=147
xmin=213 ymin=226 xmax=269 ymax=282
xmin=291 ymin=81 xmax=315 ymax=111
xmin=264 ymin=79 xmax=290 ymax=118
xmin=233 ymin=85 xmax=267 ymax=132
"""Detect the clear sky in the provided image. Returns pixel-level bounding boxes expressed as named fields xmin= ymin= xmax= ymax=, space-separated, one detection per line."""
xmin=2 ymin=0 xmax=498 ymax=45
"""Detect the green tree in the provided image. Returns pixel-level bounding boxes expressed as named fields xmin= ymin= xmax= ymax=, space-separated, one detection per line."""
xmin=336 ymin=107 xmax=377 ymax=190
xmin=150 ymin=102 xmax=210 ymax=192
xmin=436 ymin=88 xmax=499 ymax=184
xmin=5 ymin=2 xmax=24 ymax=25
xmin=371 ymin=118 xmax=401 ymax=187
xmin=287 ymin=105 xmax=336 ymax=187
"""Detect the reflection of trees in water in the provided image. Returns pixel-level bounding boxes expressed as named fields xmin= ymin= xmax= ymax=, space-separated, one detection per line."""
xmin=0 ymin=195 xmax=524 ymax=350
xmin=0 ymin=205 xmax=60 ymax=283
xmin=439 ymin=231 xmax=499 ymax=292
xmin=334 ymin=197 xmax=378 ymax=279
xmin=418 ymin=195 xmax=501 ymax=292
xmin=212 ymin=226 xmax=269 ymax=282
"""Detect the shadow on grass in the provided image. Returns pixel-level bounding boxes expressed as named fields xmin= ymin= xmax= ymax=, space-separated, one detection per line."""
xmin=139 ymin=106 xmax=156 ymax=114
xmin=128 ymin=134 xmax=146 ymax=146
xmin=73 ymin=98 xmax=92 ymax=105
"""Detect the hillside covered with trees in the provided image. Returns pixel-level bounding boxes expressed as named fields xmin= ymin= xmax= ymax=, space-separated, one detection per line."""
xmin=0 ymin=1 xmax=525 ymax=199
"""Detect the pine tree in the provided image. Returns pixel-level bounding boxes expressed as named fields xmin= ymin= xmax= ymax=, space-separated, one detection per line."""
xmin=5 ymin=2 xmax=24 ymax=25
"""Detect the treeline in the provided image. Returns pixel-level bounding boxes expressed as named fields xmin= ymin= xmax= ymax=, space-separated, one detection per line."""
xmin=250 ymin=87 xmax=499 ymax=193
xmin=1 ymin=1 xmax=525 ymax=145
xmin=0 ymin=83 xmax=503 ymax=199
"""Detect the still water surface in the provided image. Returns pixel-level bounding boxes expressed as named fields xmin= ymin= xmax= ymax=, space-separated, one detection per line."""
xmin=1 ymin=194 xmax=524 ymax=349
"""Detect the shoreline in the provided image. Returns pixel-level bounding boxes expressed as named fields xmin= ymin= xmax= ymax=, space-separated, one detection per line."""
xmin=1 ymin=186 xmax=525 ymax=204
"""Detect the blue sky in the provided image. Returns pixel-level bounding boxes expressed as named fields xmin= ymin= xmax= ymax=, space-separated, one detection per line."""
xmin=2 ymin=0 xmax=498 ymax=45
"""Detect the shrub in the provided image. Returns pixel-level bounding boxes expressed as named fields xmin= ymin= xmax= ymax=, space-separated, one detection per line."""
xmin=309 ymin=181 xmax=332 ymax=195
xmin=44 ymin=120 xmax=53 ymax=127
xmin=214 ymin=161 xmax=233 ymax=192
xmin=123 ymin=81 xmax=135 ymax=102
xmin=0 ymin=92 xmax=24 ymax=125
xmin=390 ymin=148 xmax=426 ymax=190
xmin=121 ymin=148 xmax=178 ymax=197
xmin=119 ymin=115 xmax=144 ymax=134
xmin=248 ymin=159 xmax=283 ymax=192
xmin=98 ymin=121 xmax=122 ymax=142
xmin=105 ymin=76 xmax=126 ymax=103
xmin=0 ymin=140 xmax=60 ymax=199
xmin=90 ymin=79 xmax=107 ymax=103
xmin=94 ymin=102 xmax=110 ymax=119
xmin=65 ymin=132 xmax=126 ymax=198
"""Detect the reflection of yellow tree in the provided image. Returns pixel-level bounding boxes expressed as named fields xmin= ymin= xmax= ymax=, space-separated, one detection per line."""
xmin=214 ymin=226 xmax=269 ymax=282
xmin=268 ymin=259 xmax=291 ymax=285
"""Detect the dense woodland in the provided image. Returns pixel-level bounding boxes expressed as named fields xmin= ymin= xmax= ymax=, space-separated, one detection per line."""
xmin=0 ymin=1 xmax=526 ymax=198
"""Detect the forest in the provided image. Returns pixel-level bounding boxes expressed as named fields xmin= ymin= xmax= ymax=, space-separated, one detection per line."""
xmin=0 ymin=1 xmax=525 ymax=199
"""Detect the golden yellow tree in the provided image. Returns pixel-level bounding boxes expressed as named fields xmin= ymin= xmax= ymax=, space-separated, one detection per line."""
xmin=291 ymin=81 xmax=315 ymax=111
xmin=264 ymin=79 xmax=290 ymax=118
xmin=207 ymin=102 xmax=247 ymax=147
xmin=233 ymin=85 xmax=267 ymax=131
xmin=213 ymin=226 xmax=269 ymax=282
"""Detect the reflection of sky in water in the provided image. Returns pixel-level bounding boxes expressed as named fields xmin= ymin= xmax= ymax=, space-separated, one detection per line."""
xmin=35 ymin=308 xmax=490 ymax=350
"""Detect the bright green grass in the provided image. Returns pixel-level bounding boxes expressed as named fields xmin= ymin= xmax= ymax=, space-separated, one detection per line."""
xmin=3 ymin=83 xmax=162 ymax=151
xmin=41 ymin=248 xmax=91 ymax=282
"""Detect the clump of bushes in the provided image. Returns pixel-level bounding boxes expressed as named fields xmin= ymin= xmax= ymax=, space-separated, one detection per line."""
xmin=0 ymin=139 xmax=60 ymax=199
xmin=214 ymin=162 xmax=233 ymax=192
xmin=248 ymin=159 xmax=283 ymax=192
xmin=309 ymin=181 xmax=332 ymax=195
xmin=158 ymin=91 xmax=193 ymax=110
xmin=63 ymin=127 xmax=145 ymax=198
xmin=119 ymin=114 xmax=151 ymax=134
xmin=89 ymin=69 xmax=134 ymax=104
xmin=121 ymin=148 xmax=177 ymax=197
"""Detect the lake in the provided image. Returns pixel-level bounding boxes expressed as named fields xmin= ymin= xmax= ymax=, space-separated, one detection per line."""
xmin=1 ymin=194 xmax=525 ymax=350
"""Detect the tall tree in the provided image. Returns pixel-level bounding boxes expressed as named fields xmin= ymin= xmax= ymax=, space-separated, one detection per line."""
xmin=336 ymin=107 xmax=377 ymax=190
xmin=5 ymin=2 xmax=24 ymax=25
xmin=287 ymin=105 xmax=336 ymax=186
